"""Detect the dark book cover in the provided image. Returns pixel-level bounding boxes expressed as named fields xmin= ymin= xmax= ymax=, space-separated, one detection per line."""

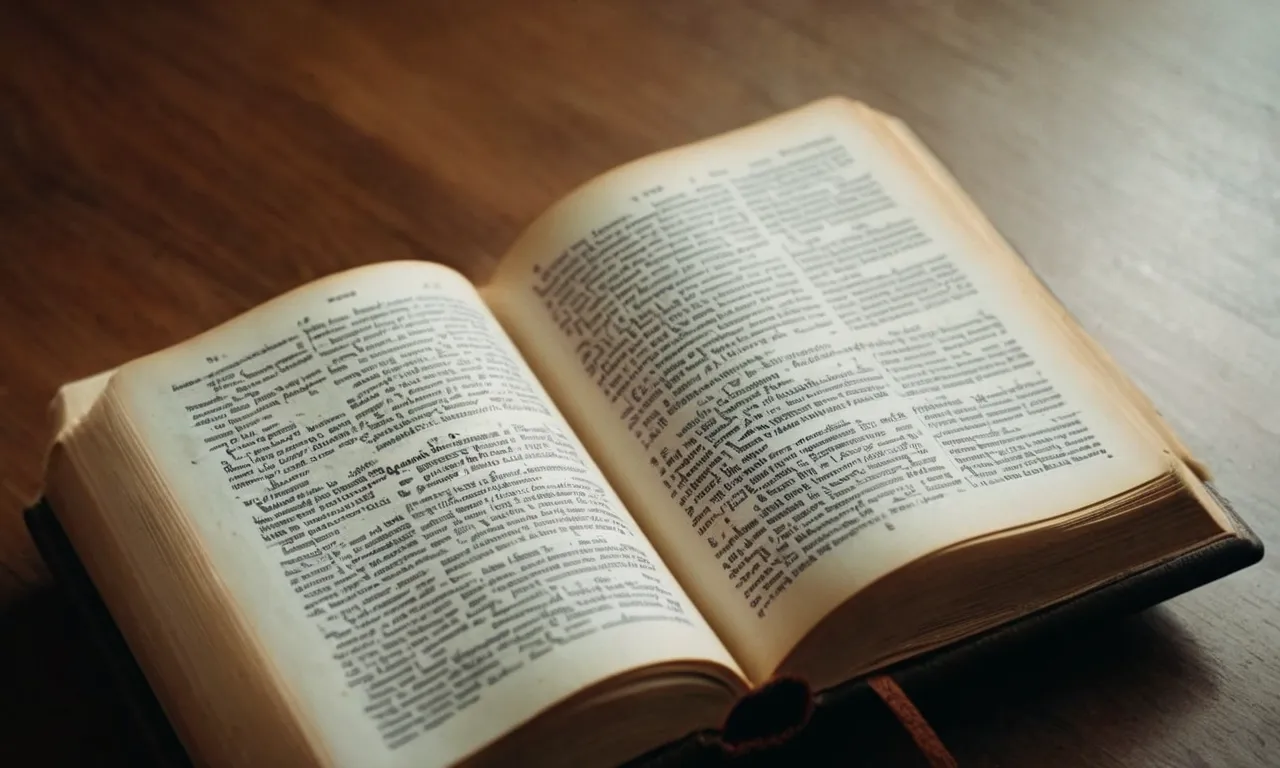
xmin=24 ymin=489 xmax=1263 ymax=767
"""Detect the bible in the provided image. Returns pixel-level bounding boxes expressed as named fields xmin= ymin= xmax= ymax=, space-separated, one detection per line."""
xmin=36 ymin=97 xmax=1262 ymax=767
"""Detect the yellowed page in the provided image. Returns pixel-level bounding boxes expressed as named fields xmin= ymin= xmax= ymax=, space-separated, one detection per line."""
xmin=104 ymin=261 xmax=742 ymax=768
xmin=866 ymin=109 xmax=1210 ymax=481
xmin=482 ymin=98 xmax=1169 ymax=683
xmin=49 ymin=393 xmax=330 ymax=767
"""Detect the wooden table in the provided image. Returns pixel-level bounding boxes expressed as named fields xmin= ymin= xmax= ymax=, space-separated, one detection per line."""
xmin=2 ymin=1 xmax=1277 ymax=765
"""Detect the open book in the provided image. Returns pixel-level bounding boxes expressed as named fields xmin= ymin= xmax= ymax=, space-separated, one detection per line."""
xmin=41 ymin=98 xmax=1259 ymax=768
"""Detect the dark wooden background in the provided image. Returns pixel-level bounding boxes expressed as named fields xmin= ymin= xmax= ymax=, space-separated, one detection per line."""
xmin=2 ymin=0 xmax=1277 ymax=765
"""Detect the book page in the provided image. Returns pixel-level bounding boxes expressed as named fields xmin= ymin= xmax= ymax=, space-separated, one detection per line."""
xmin=868 ymin=111 xmax=1212 ymax=482
xmin=109 ymin=262 xmax=742 ymax=768
xmin=483 ymin=98 xmax=1169 ymax=683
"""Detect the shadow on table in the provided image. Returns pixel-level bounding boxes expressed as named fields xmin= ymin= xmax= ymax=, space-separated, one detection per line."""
xmin=894 ymin=607 xmax=1214 ymax=767
xmin=0 ymin=587 xmax=151 ymax=766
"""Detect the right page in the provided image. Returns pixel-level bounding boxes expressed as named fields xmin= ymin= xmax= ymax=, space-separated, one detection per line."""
xmin=482 ymin=98 xmax=1172 ymax=684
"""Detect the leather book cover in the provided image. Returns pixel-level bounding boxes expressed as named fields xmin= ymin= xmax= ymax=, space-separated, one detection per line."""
xmin=23 ymin=489 xmax=1263 ymax=767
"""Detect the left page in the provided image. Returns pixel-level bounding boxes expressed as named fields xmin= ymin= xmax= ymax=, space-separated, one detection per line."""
xmin=108 ymin=261 xmax=743 ymax=768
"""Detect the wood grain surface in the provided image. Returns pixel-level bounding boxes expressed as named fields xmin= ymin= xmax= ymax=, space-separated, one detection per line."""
xmin=2 ymin=0 xmax=1277 ymax=765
